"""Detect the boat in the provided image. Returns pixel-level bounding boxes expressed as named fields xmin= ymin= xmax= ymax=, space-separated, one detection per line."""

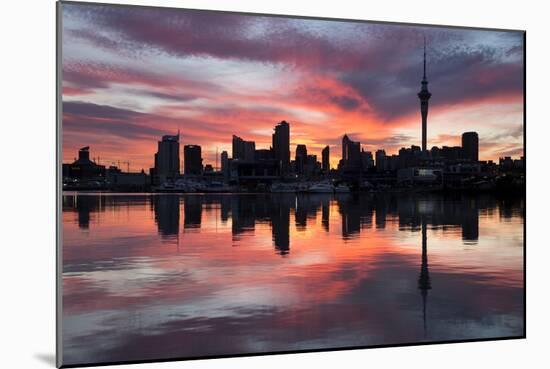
xmin=308 ymin=181 xmax=334 ymax=193
xmin=334 ymin=184 xmax=351 ymax=193
xmin=154 ymin=182 xmax=176 ymax=192
xmin=199 ymin=181 xmax=236 ymax=193
xmin=271 ymin=182 xmax=298 ymax=193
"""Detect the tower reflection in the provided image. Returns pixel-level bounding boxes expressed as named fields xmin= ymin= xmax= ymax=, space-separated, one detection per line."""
xmin=418 ymin=218 xmax=431 ymax=336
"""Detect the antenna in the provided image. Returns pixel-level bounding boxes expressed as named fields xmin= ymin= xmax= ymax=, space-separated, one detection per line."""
xmin=216 ymin=147 xmax=219 ymax=171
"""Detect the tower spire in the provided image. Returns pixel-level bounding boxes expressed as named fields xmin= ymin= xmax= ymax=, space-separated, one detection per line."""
xmin=418 ymin=36 xmax=432 ymax=152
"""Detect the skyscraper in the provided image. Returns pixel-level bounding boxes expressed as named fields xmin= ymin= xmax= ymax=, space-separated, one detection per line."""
xmin=462 ymin=131 xmax=479 ymax=162
xmin=184 ymin=145 xmax=203 ymax=175
xmin=375 ymin=149 xmax=387 ymax=172
xmin=342 ymin=134 xmax=361 ymax=168
xmin=361 ymin=149 xmax=374 ymax=171
xmin=221 ymin=150 xmax=229 ymax=179
xmin=272 ymin=121 xmax=290 ymax=175
xmin=295 ymin=144 xmax=307 ymax=175
xmin=322 ymin=145 xmax=330 ymax=173
xmin=154 ymin=132 xmax=180 ymax=182
xmin=418 ymin=38 xmax=432 ymax=152
xmin=232 ymin=135 xmax=255 ymax=161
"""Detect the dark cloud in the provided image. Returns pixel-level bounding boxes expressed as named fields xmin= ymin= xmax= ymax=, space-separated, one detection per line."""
xmin=343 ymin=44 xmax=523 ymax=121
xmin=330 ymin=95 xmax=361 ymax=111
xmin=62 ymin=101 xmax=243 ymax=147
xmin=63 ymin=101 xmax=168 ymax=141
xmin=62 ymin=3 xmax=524 ymax=141
xmin=63 ymin=62 xmax=218 ymax=97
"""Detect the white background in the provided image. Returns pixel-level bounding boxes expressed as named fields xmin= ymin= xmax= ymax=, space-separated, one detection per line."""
xmin=0 ymin=0 xmax=548 ymax=368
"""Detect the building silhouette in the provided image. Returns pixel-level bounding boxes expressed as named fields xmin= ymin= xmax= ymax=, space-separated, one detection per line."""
xmin=272 ymin=121 xmax=290 ymax=176
xmin=375 ymin=149 xmax=387 ymax=172
xmin=153 ymin=132 xmax=180 ymax=183
xmin=360 ymin=149 xmax=374 ymax=171
xmin=462 ymin=132 xmax=479 ymax=162
xmin=221 ymin=150 xmax=229 ymax=178
xmin=322 ymin=145 xmax=330 ymax=173
xmin=63 ymin=146 xmax=106 ymax=179
xmin=418 ymin=38 xmax=432 ymax=152
xmin=184 ymin=145 xmax=203 ymax=175
xmin=341 ymin=134 xmax=361 ymax=171
xmin=232 ymin=135 xmax=255 ymax=161
xmin=254 ymin=149 xmax=273 ymax=161
xmin=295 ymin=144 xmax=307 ymax=175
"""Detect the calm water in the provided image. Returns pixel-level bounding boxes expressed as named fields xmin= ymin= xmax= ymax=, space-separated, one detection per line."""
xmin=61 ymin=192 xmax=524 ymax=365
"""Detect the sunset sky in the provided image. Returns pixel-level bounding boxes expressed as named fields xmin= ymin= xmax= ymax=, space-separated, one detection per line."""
xmin=61 ymin=3 xmax=524 ymax=171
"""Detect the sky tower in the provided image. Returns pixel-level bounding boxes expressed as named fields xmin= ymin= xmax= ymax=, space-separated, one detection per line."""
xmin=418 ymin=38 xmax=432 ymax=152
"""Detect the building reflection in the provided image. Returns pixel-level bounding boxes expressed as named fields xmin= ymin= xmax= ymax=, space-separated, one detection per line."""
xmin=322 ymin=199 xmax=330 ymax=232
xmin=270 ymin=195 xmax=293 ymax=255
xmin=151 ymin=195 xmax=180 ymax=238
xmin=338 ymin=196 xmax=361 ymax=239
xmin=183 ymin=196 xmax=202 ymax=230
xmin=64 ymin=193 xmax=526 ymax=253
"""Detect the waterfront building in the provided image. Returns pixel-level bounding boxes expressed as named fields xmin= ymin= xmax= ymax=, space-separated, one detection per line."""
xmin=272 ymin=121 xmax=290 ymax=175
xmin=154 ymin=132 xmax=180 ymax=183
xmin=342 ymin=134 xmax=361 ymax=169
xmin=375 ymin=149 xmax=387 ymax=172
xmin=462 ymin=132 xmax=479 ymax=162
xmin=232 ymin=135 xmax=256 ymax=161
xmin=295 ymin=144 xmax=307 ymax=175
xmin=63 ymin=146 xmax=106 ymax=179
xmin=184 ymin=145 xmax=203 ymax=175
xmin=221 ymin=150 xmax=229 ymax=178
xmin=361 ymin=149 xmax=374 ymax=171
xmin=322 ymin=145 xmax=330 ymax=173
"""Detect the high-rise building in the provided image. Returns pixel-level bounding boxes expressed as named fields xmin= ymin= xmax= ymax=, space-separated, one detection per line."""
xmin=322 ymin=145 xmax=330 ymax=173
xmin=154 ymin=132 xmax=180 ymax=182
xmin=221 ymin=151 xmax=229 ymax=178
xmin=462 ymin=131 xmax=479 ymax=162
xmin=342 ymin=134 xmax=350 ymax=163
xmin=272 ymin=121 xmax=290 ymax=175
xmin=375 ymin=149 xmax=387 ymax=172
xmin=305 ymin=154 xmax=320 ymax=177
xmin=417 ymin=38 xmax=432 ymax=151
xmin=295 ymin=144 xmax=307 ymax=175
xmin=361 ymin=149 xmax=374 ymax=171
xmin=232 ymin=135 xmax=255 ymax=161
xmin=342 ymin=134 xmax=361 ymax=168
xmin=184 ymin=145 xmax=203 ymax=175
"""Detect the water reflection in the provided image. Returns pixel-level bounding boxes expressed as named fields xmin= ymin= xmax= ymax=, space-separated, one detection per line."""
xmin=61 ymin=192 xmax=524 ymax=366
xmin=62 ymin=192 xmax=523 ymax=249
xmin=419 ymin=219 xmax=431 ymax=336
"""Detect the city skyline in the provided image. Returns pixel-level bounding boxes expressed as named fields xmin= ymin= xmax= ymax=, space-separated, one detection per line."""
xmin=62 ymin=4 xmax=524 ymax=171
